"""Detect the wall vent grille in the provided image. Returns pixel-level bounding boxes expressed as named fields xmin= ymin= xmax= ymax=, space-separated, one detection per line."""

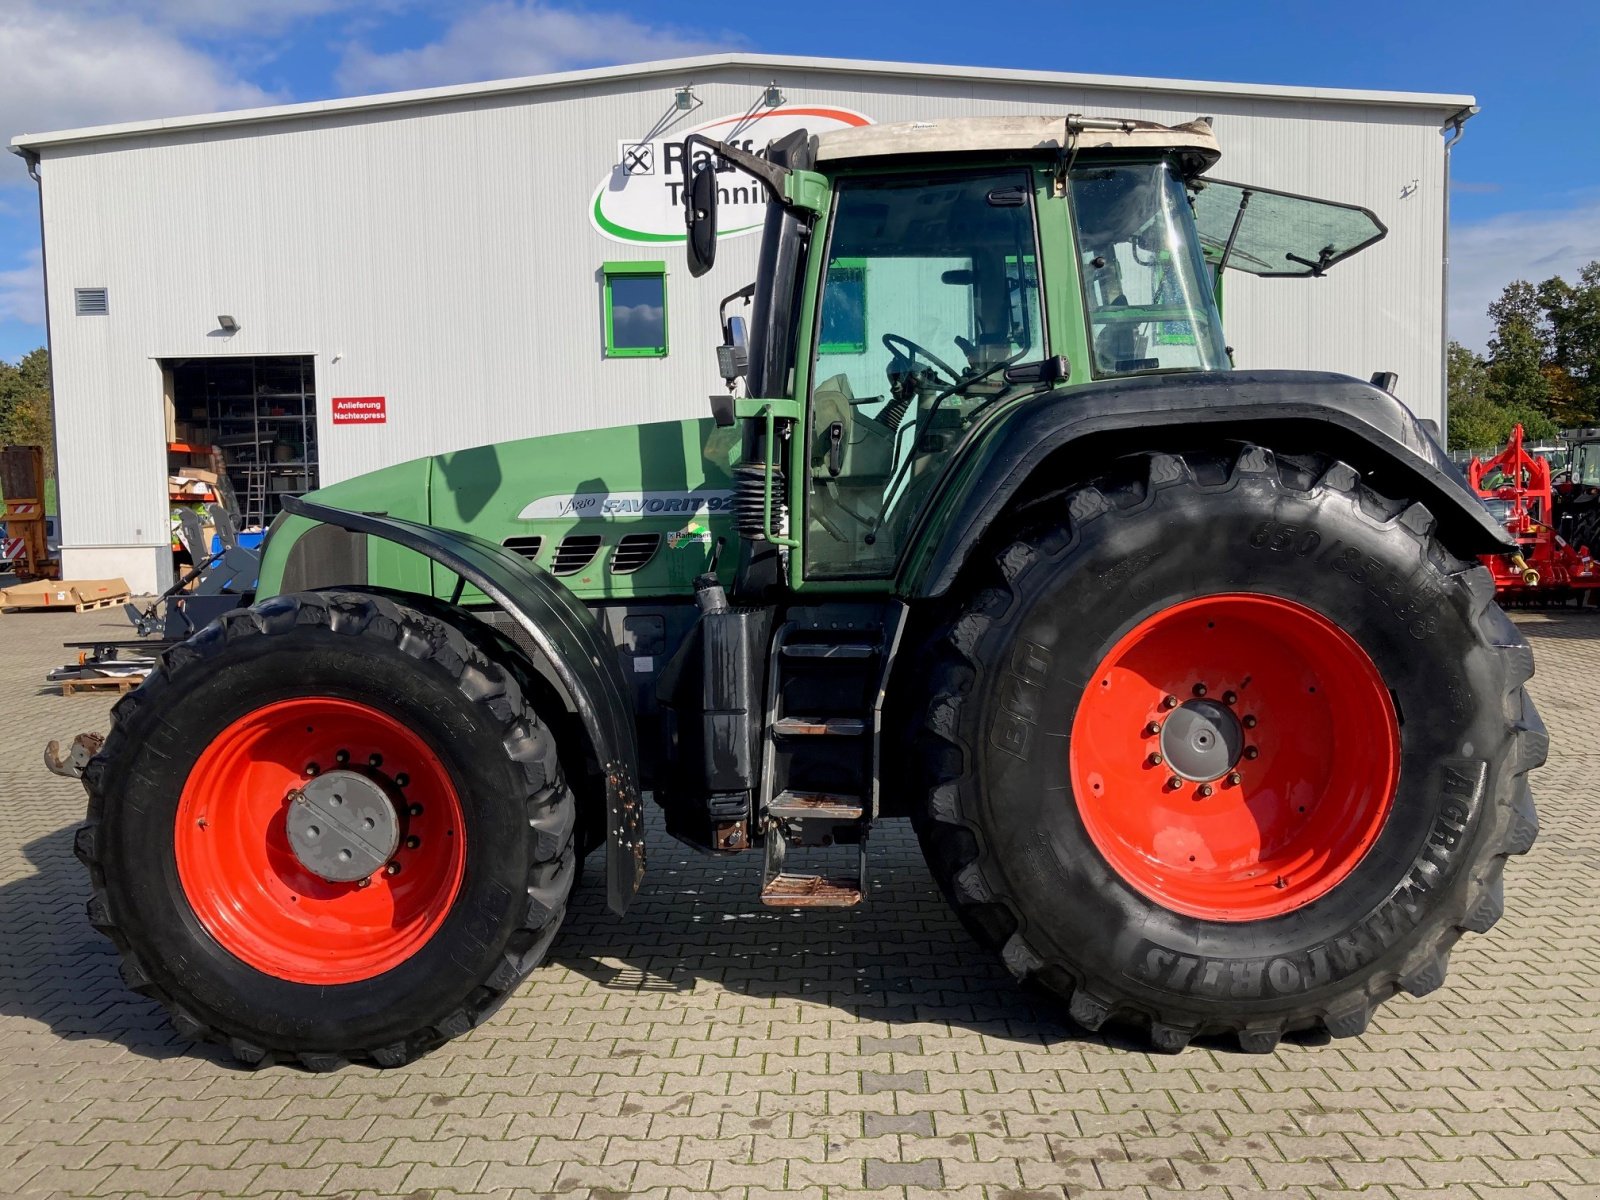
xmin=75 ymin=288 xmax=109 ymax=316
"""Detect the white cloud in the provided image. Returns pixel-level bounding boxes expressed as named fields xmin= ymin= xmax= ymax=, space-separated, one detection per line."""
xmin=60 ymin=0 xmax=371 ymax=35
xmin=0 ymin=247 xmax=43 ymax=327
xmin=1449 ymin=196 xmax=1600 ymax=352
xmin=0 ymin=2 xmax=277 ymax=149
xmin=336 ymin=1 xmax=738 ymax=94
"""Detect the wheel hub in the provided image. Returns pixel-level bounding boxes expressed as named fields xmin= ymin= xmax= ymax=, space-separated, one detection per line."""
xmin=1158 ymin=698 xmax=1244 ymax=782
xmin=285 ymin=769 xmax=401 ymax=883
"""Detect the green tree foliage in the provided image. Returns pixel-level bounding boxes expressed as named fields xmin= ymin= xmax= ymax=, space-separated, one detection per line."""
xmin=0 ymin=347 xmax=54 ymax=477
xmin=1449 ymin=265 xmax=1600 ymax=451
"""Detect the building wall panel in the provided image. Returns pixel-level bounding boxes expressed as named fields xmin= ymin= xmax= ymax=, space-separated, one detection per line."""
xmin=31 ymin=64 xmax=1458 ymax=592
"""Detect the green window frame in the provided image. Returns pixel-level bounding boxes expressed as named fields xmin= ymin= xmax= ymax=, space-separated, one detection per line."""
xmin=817 ymin=257 xmax=867 ymax=354
xmin=602 ymin=260 xmax=669 ymax=358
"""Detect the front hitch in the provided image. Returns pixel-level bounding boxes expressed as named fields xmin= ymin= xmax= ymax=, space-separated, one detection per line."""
xmin=44 ymin=732 xmax=105 ymax=780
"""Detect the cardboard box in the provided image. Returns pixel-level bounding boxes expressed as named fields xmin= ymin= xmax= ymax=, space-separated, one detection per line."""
xmin=1 ymin=577 xmax=131 ymax=612
xmin=176 ymin=466 xmax=219 ymax=484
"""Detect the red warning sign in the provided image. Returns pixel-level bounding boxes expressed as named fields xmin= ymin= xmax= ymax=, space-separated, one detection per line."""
xmin=331 ymin=396 xmax=387 ymax=425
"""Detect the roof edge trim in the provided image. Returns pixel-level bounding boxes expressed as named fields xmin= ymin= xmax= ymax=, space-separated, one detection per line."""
xmin=9 ymin=52 xmax=1478 ymax=152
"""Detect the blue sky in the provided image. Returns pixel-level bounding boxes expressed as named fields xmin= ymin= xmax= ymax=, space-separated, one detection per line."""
xmin=2 ymin=0 xmax=1597 ymax=364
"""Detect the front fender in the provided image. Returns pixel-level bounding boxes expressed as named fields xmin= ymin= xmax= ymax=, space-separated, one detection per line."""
xmin=280 ymin=496 xmax=644 ymax=914
xmin=903 ymin=370 xmax=1512 ymax=598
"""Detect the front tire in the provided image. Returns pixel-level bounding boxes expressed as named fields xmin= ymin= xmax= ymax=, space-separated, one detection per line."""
xmin=914 ymin=445 xmax=1544 ymax=1051
xmin=76 ymin=590 xmax=576 ymax=1069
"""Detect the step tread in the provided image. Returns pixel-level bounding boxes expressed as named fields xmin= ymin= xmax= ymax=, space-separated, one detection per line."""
xmin=780 ymin=642 xmax=880 ymax=660
xmin=769 ymin=791 xmax=866 ymax=821
xmin=760 ymin=873 xmax=864 ymax=908
xmin=772 ymin=716 xmax=867 ymax=737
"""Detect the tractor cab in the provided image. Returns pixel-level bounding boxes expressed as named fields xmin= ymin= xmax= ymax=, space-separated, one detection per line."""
xmin=683 ymin=115 xmax=1388 ymax=589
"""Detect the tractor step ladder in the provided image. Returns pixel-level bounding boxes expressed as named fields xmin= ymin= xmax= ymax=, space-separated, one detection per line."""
xmin=757 ymin=605 xmax=906 ymax=908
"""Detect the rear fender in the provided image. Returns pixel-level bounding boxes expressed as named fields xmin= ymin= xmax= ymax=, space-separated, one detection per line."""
xmin=905 ymin=370 xmax=1513 ymax=599
xmin=280 ymin=496 xmax=644 ymax=914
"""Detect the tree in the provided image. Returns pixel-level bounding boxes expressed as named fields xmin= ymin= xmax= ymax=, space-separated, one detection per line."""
xmin=1484 ymin=280 xmax=1554 ymax=420
xmin=1538 ymin=262 xmax=1600 ymax=426
xmin=1446 ymin=341 xmax=1500 ymax=450
xmin=0 ymin=347 xmax=55 ymax=477
xmin=1446 ymin=339 xmax=1558 ymax=451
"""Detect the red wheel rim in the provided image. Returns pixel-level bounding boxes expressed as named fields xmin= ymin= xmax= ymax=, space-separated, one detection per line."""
xmin=175 ymin=697 xmax=466 ymax=984
xmin=1069 ymin=593 xmax=1399 ymax=921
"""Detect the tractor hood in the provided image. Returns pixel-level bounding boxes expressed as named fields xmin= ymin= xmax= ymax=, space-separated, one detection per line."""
xmin=259 ymin=417 xmax=742 ymax=601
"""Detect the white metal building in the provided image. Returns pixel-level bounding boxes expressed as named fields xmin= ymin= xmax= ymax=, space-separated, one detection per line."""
xmin=10 ymin=53 xmax=1475 ymax=593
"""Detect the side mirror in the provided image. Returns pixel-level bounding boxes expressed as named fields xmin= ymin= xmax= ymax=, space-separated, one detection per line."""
xmin=716 ymin=314 xmax=748 ymax=384
xmin=685 ymin=161 xmax=719 ymax=278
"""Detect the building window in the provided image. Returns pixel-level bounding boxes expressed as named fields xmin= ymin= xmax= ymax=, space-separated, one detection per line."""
xmin=602 ymin=261 xmax=668 ymax=357
xmin=818 ymin=258 xmax=867 ymax=354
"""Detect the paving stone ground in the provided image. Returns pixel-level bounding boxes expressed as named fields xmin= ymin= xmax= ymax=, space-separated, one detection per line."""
xmin=1 ymin=590 xmax=1597 ymax=1199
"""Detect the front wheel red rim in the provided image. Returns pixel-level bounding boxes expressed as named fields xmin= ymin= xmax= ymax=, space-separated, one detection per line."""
xmin=175 ymin=697 xmax=466 ymax=984
xmin=1069 ymin=593 xmax=1399 ymax=921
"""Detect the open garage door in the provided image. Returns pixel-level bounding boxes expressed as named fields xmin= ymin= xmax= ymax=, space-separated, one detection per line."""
xmin=164 ymin=356 xmax=319 ymax=537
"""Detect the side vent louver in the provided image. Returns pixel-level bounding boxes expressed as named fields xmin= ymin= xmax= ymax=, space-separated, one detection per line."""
xmin=75 ymin=287 xmax=109 ymax=316
xmin=551 ymin=533 xmax=602 ymax=576
xmin=502 ymin=535 xmax=542 ymax=563
xmin=610 ymin=532 xmax=661 ymax=574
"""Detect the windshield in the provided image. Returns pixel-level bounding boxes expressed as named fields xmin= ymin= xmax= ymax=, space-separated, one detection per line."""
xmin=1070 ymin=161 xmax=1229 ymax=378
xmin=804 ymin=169 xmax=1045 ymax=579
xmin=1573 ymin=442 xmax=1600 ymax=486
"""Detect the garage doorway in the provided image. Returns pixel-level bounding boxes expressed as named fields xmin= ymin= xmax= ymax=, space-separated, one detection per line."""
xmin=164 ymin=356 xmax=319 ymax=533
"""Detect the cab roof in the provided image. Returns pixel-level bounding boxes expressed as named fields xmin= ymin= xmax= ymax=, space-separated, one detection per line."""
xmin=813 ymin=114 xmax=1222 ymax=173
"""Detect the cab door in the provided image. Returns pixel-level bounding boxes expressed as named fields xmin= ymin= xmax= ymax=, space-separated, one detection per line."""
xmin=798 ymin=168 xmax=1048 ymax=582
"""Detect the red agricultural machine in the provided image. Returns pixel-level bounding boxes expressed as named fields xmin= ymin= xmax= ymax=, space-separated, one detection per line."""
xmin=1468 ymin=424 xmax=1600 ymax=602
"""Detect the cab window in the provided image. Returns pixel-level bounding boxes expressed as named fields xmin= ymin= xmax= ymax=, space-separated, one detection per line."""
xmin=805 ymin=170 xmax=1045 ymax=579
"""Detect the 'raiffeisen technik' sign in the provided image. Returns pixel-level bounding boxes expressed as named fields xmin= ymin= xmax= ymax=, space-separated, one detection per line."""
xmin=591 ymin=105 xmax=871 ymax=245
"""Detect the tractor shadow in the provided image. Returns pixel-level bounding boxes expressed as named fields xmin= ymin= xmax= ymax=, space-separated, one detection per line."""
xmin=0 ymin=823 xmax=234 ymax=1068
xmin=551 ymin=809 xmax=1326 ymax=1055
xmin=1 ymin=812 xmax=1326 ymax=1066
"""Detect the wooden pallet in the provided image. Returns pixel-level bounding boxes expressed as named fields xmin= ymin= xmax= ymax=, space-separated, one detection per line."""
xmin=65 ymin=592 xmax=132 ymax=612
xmin=57 ymin=674 xmax=145 ymax=696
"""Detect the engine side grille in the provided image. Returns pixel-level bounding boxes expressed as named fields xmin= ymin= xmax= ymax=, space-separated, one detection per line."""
xmin=501 ymin=535 xmax=542 ymax=563
xmin=551 ymin=533 xmax=602 ymax=576
xmin=610 ymin=532 xmax=661 ymax=574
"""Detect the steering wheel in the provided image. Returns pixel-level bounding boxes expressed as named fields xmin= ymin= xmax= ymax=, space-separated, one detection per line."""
xmin=882 ymin=332 xmax=962 ymax=386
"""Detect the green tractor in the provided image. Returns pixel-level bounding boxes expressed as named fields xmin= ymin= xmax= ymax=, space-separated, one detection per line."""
xmin=69 ymin=114 xmax=1544 ymax=1068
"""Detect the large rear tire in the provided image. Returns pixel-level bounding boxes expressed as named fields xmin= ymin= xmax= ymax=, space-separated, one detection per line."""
xmin=75 ymin=590 xmax=576 ymax=1069
xmin=913 ymin=445 xmax=1545 ymax=1051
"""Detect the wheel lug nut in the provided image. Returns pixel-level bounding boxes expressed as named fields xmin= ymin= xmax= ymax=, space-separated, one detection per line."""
xmin=1243 ymin=715 xmax=1258 ymax=729
xmin=405 ymin=836 xmax=420 ymax=849
xmin=357 ymin=877 xmax=371 ymax=889
xmin=385 ymin=861 xmax=401 ymax=876
xmin=1166 ymin=776 xmax=1182 ymax=791
xmin=1147 ymin=752 xmax=1163 ymax=766
xmin=1228 ymin=772 xmax=1242 ymax=786
xmin=368 ymin=753 xmax=383 ymax=769
xmin=304 ymin=762 xmax=320 ymax=777
xmin=1145 ymin=721 xmax=1162 ymax=736
xmin=395 ymin=773 xmax=409 ymax=788
xmin=1161 ymin=695 xmax=1178 ymax=709
xmin=335 ymin=749 xmax=349 ymax=765
xmin=1192 ymin=683 xmax=1207 ymax=697
xmin=408 ymin=803 xmax=423 ymax=817
xmin=1199 ymin=784 xmax=1214 ymax=797
xmin=1223 ymin=691 xmax=1237 ymax=705
xmin=1244 ymin=746 xmax=1260 ymax=760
